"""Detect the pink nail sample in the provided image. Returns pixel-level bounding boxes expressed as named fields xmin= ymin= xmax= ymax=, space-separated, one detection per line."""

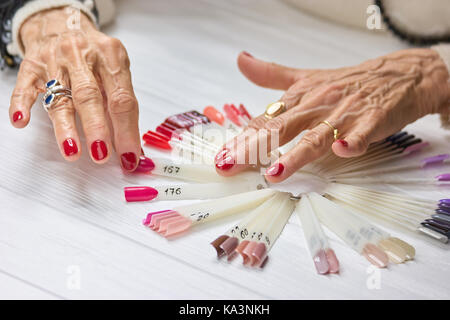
xmin=124 ymin=186 xmax=158 ymax=202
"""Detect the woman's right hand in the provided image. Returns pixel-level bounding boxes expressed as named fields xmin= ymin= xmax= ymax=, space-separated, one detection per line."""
xmin=9 ymin=7 xmax=142 ymax=171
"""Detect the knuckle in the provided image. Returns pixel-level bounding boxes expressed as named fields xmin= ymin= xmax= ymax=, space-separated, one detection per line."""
xmin=248 ymin=116 xmax=267 ymax=130
xmin=102 ymin=37 xmax=125 ymax=52
xmin=83 ymin=118 xmax=107 ymax=133
xmin=301 ymin=130 xmax=325 ymax=149
xmin=57 ymin=38 xmax=77 ymax=56
xmin=109 ymin=90 xmax=138 ymax=115
xmin=72 ymin=81 xmax=102 ymax=106
xmin=264 ymin=116 xmax=284 ymax=133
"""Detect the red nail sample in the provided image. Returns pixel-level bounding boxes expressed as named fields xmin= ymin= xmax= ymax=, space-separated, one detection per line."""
xmin=135 ymin=155 xmax=155 ymax=173
xmin=223 ymin=103 xmax=241 ymax=126
xmin=63 ymin=138 xmax=78 ymax=157
xmin=203 ymin=106 xmax=225 ymax=125
xmin=124 ymin=186 xmax=158 ymax=202
xmin=239 ymin=104 xmax=252 ymax=120
xmin=143 ymin=132 xmax=172 ymax=150
xmin=12 ymin=111 xmax=23 ymax=122
xmin=121 ymin=152 xmax=137 ymax=171
xmin=336 ymin=139 xmax=348 ymax=147
xmin=265 ymin=163 xmax=284 ymax=177
xmin=91 ymin=140 xmax=108 ymax=161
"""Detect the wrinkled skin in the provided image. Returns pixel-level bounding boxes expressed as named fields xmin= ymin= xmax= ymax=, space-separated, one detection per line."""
xmin=9 ymin=8 xmax=141 ymax=171
xmin=215 ymin=50 xmax=450 ymax=182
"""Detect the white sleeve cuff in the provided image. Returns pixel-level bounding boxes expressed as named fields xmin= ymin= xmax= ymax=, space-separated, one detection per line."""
xmin=7 ymin=0 xmax=99 ymax=58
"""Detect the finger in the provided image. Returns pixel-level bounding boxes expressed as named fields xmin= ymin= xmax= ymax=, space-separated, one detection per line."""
xmin=331 ymin=117 xmax=387 ymax=158
xmin=68 ymin=66 xmax=111 ymax=164
xmin=264 ymin=122 xmax=336 ymax=183
xmin=9 ymin=58 xmax=45 ymax=128
xmin=215 ymin=83 xmax=344 ymax=176
xmin=237 ymin=51 xmax=300 ymax=90
xmin=98 ymin=37 xmax=141 ymax=171
xmin=48 ymin=95 xmax=81 ymax=161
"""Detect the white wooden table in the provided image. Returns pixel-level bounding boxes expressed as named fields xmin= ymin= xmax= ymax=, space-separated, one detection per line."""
xmin=0 ymin=0 xmax=449 ymax=299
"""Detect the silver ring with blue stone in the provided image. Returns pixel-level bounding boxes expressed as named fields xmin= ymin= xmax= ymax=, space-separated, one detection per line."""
xmin=42 ymin=79 xmax=72 ymax=112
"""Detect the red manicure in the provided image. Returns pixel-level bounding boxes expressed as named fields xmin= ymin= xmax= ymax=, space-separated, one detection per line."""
xmin=336 ymin=139 xmax=348 ymax=147
xmin=121 ymin=152 xmax=137 ymax=171
xmin=265 ymin=163 xmax=284 ymax=177
xmin=214 ymin=148 xmax=230 ymax=163
xmin=91 ymin=140 xmax=108 ymax=161
xmin=215 ymin=154 xmax=235 ymax=171
xmin=12 ymin=111 xmax=23 ymax=122
xmin=63 ymin=138 xmax=78 ymax=157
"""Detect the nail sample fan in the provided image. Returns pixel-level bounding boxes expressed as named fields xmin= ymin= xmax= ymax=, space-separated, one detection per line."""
xmin=124 ymin=105 xmax=448 ymax=276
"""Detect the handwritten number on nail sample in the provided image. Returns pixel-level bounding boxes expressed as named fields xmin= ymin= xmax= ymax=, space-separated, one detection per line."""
xmin=163 ymin=166 xmax=181 ymax=174
xmin=164 ymin=187 xmax=182 ymax=196
xmin=194 ymin=211 xmax=210 ymax=222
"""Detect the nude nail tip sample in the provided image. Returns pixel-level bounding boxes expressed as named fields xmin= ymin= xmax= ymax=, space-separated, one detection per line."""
xmin=378 ymin=239 xmax=407 ymax=264
xmin=388 ymin=237 xmax=415 ymax=260
xmin=164 ymin=218 xmax=192 ymax=237
xmin=251 ymin=243 xmax=267 ymax=266
xmin=211 ymin=235 xmax=229 ymax=258
xmin=157 ymin=216 xmax=184 ymax=233
xmin=313 ymin=249 xmax=330 ymax=274
xmin=235 ymin=240 xmax=249 ymax=257
xmin=362 ymin=243 xmax=389 ymax=268
xmin=242 ymin=242 xmax=258 ymax=265
xmin=150 ymin=212 xmax=179 ymax=230
xmin=220 ymin=237 xmax=239 ymax=258
xmin=325 ymin=249 xmax=340 ymax=273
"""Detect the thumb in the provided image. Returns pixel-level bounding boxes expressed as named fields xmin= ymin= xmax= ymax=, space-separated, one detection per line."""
xmin=237 ymin=51 xmax=299 ymax=90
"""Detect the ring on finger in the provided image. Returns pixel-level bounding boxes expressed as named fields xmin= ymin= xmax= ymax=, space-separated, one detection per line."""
xmin=42 ymin=79 xmax=72 ymax=112
xmin=264 ymin=101 xmax=286 ymax=119
xmin=320 ymin=120 xmax=339 ymax=141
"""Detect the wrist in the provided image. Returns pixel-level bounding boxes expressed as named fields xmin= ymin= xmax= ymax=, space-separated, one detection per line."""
xmin=20 ymin=7 xmax=97 ymax=53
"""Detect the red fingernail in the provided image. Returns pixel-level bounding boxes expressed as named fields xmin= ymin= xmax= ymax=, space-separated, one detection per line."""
xmin=242 ymin=51 xmax=253 ymax=58
xmin=63 ymin=138 xmax=78 ymax=157
xmin=13 ymin=111 xmax=23 ymax=122
xmin=121 ymin=152 xmax=137 ymax=171
xmin=215 ymin=155 xmax=235 ymax=171
xmin=91 ymin=140 xmax=108 ymax=161
xmin=215 ymin=148 xmax=230 ymax=163
xmin=336 ymin=139 xmax=348 ymax=147
xmin=265 ymin=163 xmax=284 ymax=177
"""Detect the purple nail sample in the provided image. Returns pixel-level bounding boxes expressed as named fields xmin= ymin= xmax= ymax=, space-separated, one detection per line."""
xmin=439 ymin=199 xmax=450 ymax=205
xmin=436 ymin=208 xmax=450 ymax=216
xmin=436 ymin=173 xmax=450 ymax=181
xmin=422 ymin=154 xmax=450 ymax=167
xmin=438 ymin=203 xmax=450 ymax=212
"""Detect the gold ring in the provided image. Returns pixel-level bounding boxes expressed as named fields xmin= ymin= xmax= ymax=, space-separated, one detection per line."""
xmin=264 ymin=101 xmax=286 ymax=119
xmin=321 ymin=120 xmax=339 ymax=140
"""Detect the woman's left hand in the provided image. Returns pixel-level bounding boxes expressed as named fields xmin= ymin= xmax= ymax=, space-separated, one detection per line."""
xmin=215 ymin=49 xmax=450 ymax=182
